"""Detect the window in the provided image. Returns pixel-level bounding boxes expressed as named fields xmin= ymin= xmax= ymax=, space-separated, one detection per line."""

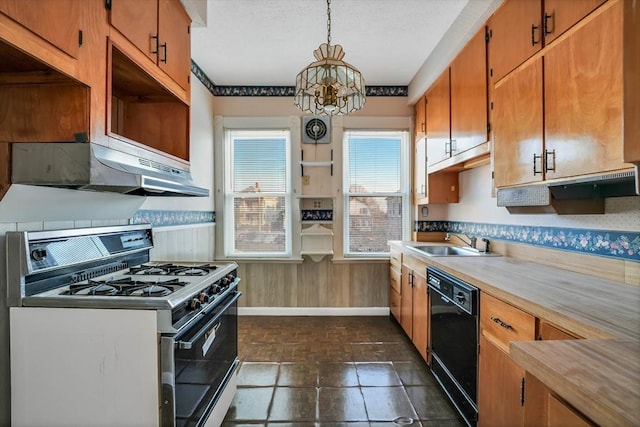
xmin=343 ymin=130 xmax=409 ymax=256
xmin=224 ymin=130 xmax=291 ymax=257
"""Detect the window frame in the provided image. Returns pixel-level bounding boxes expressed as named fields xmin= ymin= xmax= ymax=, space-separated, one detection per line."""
xmin=223 ymin=129 xmax=293 ymax=258
xmin=342 ymin=130 xmax=411 ymax=258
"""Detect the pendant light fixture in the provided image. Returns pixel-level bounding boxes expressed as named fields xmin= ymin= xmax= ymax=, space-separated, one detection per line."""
xmin=294 ymin=0 xmax=366 ymax=116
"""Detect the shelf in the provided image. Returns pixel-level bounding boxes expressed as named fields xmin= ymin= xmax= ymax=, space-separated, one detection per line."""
xmin=300 ymin=149 xmax=333 ymax=176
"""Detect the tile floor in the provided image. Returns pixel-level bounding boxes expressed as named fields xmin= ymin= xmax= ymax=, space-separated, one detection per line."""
xmin=222 ymin=315 xmax=465 ymax=426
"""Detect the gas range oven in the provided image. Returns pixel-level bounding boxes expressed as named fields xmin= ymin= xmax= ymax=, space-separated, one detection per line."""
xmin=6 ymin=224 xmax=241 ymax=427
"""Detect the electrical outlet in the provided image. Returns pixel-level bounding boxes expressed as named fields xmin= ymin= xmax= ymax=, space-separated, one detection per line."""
xmin=302 ymin=175 xmax=310 ymax=185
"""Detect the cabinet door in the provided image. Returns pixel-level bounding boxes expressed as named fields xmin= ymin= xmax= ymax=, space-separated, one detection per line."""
xmin=0 ymin=0 xmax=81 ymax=58
xmin=544 ymin=0 xmax=627 ymax=180
xmin=624 ymin=0 xmax=640 ymax=167
xmin=543 ymin=0 xmax=606 ymax=43
xmin=426 ymin=69 xmax=451 ymax=167
xmin=414 ymin=94 xmax=426 ymax=142
xmin=411 ymin=270 xmax=429 ymax=362
xmin=450 ymin=27 xmax=488 ymax=155
xmin=537 ymin=321 xmax=579 ymax=341
xmin=488 ymin=0 xmax=542 ymax=83
xmin=478 ymin=335 xmax=526 ymax=427
xmin=547 ymin=394 xmax=595 ymax=427
xmin=110 ymin=0 xmax=159 ymax=63
xmin=389 ymin=286 xmax=401 ymax=322
xmin=400 ymin=264 xmax=413 ymax=338
xmin=493 ymin=57 xmax=544 ymax=188
xmin=414 ymin=138 xmax=427 ymax=204
xmin=158 ymin=0 xmax=191 ymax=90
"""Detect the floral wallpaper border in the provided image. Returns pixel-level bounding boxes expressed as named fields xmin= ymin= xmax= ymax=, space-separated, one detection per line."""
xmin=191 ymin=61 xmax=407 ymax=97
xmin=415 ymin=220 xmax=640 ymax=262
xmin=301 ymin=209 xmax=334 ymax=222
xmin=131 ymin=210 xmax=215 ymax=228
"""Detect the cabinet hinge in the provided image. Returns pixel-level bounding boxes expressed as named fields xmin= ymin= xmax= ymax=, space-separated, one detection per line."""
xmin=105 ymin=0 xmax=112 ymax=10
xmin=487 ymin=123 xmax=491 ymax=133
xmin=485 ymin=27 xmax=491 ymax=43
xmin=490 ymin=101 xmax=493 ymax=110
xmin=78 ymin=30 xmax=83 ymax=47
xmin=520 ymin=377 xmax=526 ymax=406
xmin=490 ymin=68 xmax=493 ymax=78
xmin=491 ymin=171 xmax=495 ymax=180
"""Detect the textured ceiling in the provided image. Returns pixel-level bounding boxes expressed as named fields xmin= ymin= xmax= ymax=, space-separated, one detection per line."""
xmin=189 ymin=0 xmax=502 ymax=99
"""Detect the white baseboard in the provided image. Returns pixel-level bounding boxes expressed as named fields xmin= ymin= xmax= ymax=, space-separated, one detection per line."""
xmin=238 ymin=307 xmax=390 ymax=316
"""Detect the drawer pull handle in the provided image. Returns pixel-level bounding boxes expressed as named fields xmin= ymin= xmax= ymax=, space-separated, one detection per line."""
xmin=491 ymin=316 xmax=513 ymax=330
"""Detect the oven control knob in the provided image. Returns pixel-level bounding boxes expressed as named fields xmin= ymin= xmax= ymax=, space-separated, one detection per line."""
xmin=455 ymin=292 xmax=466 ymax=303
xmin=225 ymin=274 xmax=235 ymax=284
xmin=198 ymin=292 xmax=210 ymax=303
xmin=188 ymin=298 xmax=202 ymax=310
xmin=31 ymin=248 xmax=47 ymax=261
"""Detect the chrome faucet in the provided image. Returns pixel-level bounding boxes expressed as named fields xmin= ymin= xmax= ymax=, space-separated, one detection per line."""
xmin=445 ymin=233 xmax=477 ymax=248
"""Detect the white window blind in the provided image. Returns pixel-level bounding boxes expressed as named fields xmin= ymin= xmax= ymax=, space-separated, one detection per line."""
xmin=225 ymin=130 xmax=290 ymax=256
xmin=343 ymin=131 xmax=409 ymax=255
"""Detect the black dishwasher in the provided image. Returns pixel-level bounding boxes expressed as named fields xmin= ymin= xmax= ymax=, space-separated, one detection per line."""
xmin=427 ymin=266 xmax=479 ymax=427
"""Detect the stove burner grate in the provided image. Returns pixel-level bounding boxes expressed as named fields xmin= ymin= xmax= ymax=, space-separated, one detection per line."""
xmin=128 ymin=263 xmax=219 ymax=276
xmin=65 ymin=277 xmax=188 ymax=297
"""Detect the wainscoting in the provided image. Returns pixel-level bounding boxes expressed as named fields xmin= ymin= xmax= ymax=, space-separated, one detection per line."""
xmin=236 ymin=258 xmax=390 ymax=310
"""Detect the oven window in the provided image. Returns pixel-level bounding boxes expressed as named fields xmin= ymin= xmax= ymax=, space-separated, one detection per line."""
xmin=174 ymin=293 xmax=239 ymax=426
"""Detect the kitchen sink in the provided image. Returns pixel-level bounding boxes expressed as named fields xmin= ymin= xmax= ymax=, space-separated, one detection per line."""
xmin=407 ymin=245 xmax=500 ymax=257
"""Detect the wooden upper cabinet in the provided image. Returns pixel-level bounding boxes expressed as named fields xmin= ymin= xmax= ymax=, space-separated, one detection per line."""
xmin=542 ymin=0 xmax=606 ymax=43
xmin=158 ymin=0 xmax=191 ymax=90
xmin=110 ymin=0 xmax=158 ymax=63
xmin=487 ymin=0 xmax=542 ymax=83
xmin=110 ymin=0 xmax=191 ymax=90
xmin=623 ymin=0 xmax=640 ymax=167
xmin=544 ymin=0 xmax=628 ymax=181
xmin=450 ymin=27 xmax=488 ymax=156
xmin=413 ymin=138 xmax=427 ymax=204
xmin=426 ymin=69 xmax=451 ymax=167
xmin=0 ymin=0 xmax=82 ymax=58
xmin=414 ymin=94 xmax=426 ymax=142
xmin=493 ymin=57 xmax=544 ymax=188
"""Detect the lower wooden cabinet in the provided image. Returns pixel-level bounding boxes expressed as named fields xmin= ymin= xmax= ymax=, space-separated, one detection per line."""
xmin=478 ymin=334 xmax=527 ymax=427
xmin=524 ymin=372 xmax=595 ymax=427
xmin=411 ymin=268 xmax=429 ymax=362
xmin=389 ymin=265 xmax=401 ymax=321
xmin=478 ymin=293 xmax=535 ymax=427
xmin=400 ymin=264 xmax=414 ymax=337
xmin=390 ymin=250 xmax=430 ymax=364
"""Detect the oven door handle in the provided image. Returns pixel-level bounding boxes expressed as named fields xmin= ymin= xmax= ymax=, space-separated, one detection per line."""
xmin=175 ymin=292 xmax=241 ymax=350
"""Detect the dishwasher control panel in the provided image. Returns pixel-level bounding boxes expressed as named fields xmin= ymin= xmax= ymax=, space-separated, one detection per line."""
xmin=427 ymin=266 xmax=478 ymax=315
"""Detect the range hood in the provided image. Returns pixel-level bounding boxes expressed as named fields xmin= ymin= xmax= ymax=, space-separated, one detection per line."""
xmin=11 ymin=143 xmax=209 ymax=197
xmin=497 ymin=169 xmax=638 ymax=214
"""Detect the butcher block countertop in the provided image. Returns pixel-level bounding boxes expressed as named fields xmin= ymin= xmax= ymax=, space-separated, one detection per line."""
xmin=391 ymin=241 xmax=640 ymax=426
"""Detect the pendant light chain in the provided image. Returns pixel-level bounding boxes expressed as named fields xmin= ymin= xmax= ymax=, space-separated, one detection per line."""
xmin=326 ymin=0 xmax=331 ymax=45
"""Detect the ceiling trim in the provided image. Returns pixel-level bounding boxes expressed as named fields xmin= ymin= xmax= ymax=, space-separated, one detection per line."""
xmin=191 ymin=61 xmax=407 ymax=97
